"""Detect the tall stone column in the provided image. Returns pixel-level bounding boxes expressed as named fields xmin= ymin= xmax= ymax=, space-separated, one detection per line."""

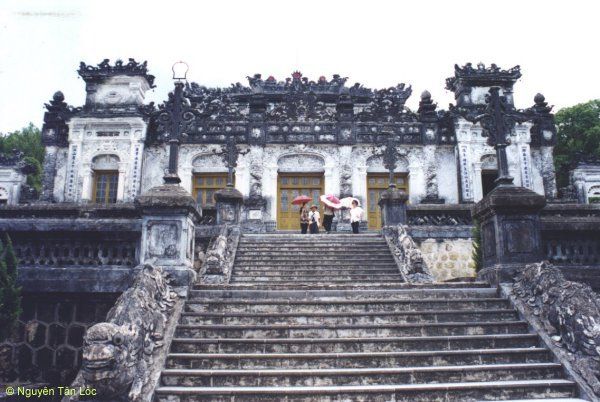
xmin=41 ymin=146 xmax=58 ymax=202
xmin=421 ymin=145 xmax=444 ymax=204
xmin=472 ymin=162 xmax=483 ymax=202
xmin=540 ymin=146 xmax=557 ymax=198
xmin=136 ymin=184 xmax=201 ymax=287
xmin=472 ymin=186 xmax=546 ymax=285
xmin=243 ymin=146 xmax=268 ymax=232
xmin=335 ymin=147 xmax=354 ymax=232
xmin=80 ymin=163 xmax=92 ymax=202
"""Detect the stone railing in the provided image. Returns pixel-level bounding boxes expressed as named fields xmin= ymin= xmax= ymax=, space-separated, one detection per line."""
xmin=12 ymin=236 xmax=138 ymax=267
xmin=540 ymin=203 xmax=600 ymax=266
xmin=0 ymin=203 xmax=142 ymax=292
xmin=512 ymin=262 xmax=600 ymax=399
xmin=199 ymin=224 xmax=241 ymax=284
xmin=382 ymin=224 xmax=435 ymax=282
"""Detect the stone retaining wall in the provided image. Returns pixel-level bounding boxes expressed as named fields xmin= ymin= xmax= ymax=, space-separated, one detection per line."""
xmin=418 ymin=239 xmax=476 ymax=281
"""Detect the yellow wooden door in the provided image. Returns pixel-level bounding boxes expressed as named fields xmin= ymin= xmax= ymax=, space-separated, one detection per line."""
xmin=277 ymin=174 xmax=324 ymax=230
xmin=192 ymin=173 xmax=232 ymax=207
xmin=367 ymin=173 xmax=408 ymax=230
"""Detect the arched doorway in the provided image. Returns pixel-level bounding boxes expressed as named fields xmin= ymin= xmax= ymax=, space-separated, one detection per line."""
xmin=276 ymin=154 xmax=325 ymax=230
xmin=480 ymin=154 xmax=498 ymax=197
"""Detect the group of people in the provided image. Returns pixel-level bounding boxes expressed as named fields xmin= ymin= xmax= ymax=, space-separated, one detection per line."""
xmin=299 ymin=200 xmax=364 ymax=234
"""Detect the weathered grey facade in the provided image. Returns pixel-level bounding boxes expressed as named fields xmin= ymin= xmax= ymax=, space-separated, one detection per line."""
xmin=39 ymin=60 xmax=558 ymax=231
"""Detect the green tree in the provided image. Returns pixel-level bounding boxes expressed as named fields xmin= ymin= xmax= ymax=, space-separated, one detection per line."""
xmin=471 ymin=220 xmax=483 ymax=273
xmin=554 ymin=100 xmax=600 ymax=188
xmin=0 ymin=123 xmax=44 ymax=193
xmin=0 ymin=233 xmax=21 ymax=342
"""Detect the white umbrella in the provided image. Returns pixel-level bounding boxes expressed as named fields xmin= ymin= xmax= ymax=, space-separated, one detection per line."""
xmin=340 ymin=197 xmax=360 ymax=208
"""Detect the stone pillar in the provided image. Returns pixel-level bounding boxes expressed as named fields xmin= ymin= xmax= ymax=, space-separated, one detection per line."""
xmin=80 ymin=162 xmax=92 ymax=202
xmin=215 ymin=185 xmax=244 ymax=225
xmin=472 ymin=186 xmax=546 ymax=285
xmin=378 ymin=185 xmax=409 ymax=226
xmin=540 ymin=146 xmax=557 ymax=198
xmin=136 ymin=184 xmax=201 ymax=287
xmin=41 ymin=145 xmax=58 ymax=202
xmin=472 ymin=162 xmax=483 ymax=202
xmin=421 ymin=145 xmax=445 ymax=204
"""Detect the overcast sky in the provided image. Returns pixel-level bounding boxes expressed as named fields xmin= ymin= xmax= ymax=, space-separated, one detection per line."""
xmin=0 ymin=0 xmax=599 ymax=133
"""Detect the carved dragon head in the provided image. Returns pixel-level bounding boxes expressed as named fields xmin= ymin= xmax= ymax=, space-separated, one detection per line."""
xmin=81 ymin=322 xmax=139 ymax=395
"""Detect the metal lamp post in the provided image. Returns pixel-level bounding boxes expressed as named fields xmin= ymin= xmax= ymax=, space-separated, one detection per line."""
xmin=473 ymin=86 xmax=527 ymax=189
xmin=161 ymin=61 xmax=190 ymax=185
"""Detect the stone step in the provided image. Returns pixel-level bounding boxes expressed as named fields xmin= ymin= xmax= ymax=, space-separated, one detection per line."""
xmin=238 ymin=240 xmax=387 ymax=245
xmin=233 ymin=256 xmax=396 ymax=263
xmin=236 ymin=246 xmax=392 ymax=251
xmin=230 ymin=276 xmax=405 ymax=283
xmin=184 ymin=297 xmax=512 ymax=314
xmin=190 ymin=286 xmax=498 ymax=299
xmin=236 ymin=247 xmax=391 ymax=253
xmin=160 ymin=362 xmax=565 ymax=387
xmin=154 ymin=379 xmax=577 ymax=402
xmin=166 ymin=347 xmax=552 ymax=369
xmin=174 ymin=320 xmax=530 ymax=338
xmin=233 ymin=268 xmax=401 ymax=275
xmin=233 ymin=262 xmax=400 ymax=269
xmin=171 ymin=333 xmax=542 ymax=354
xmin=179 ymin=309 xmax=519 ymax=326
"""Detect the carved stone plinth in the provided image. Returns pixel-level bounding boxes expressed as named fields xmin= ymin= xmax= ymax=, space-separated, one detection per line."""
xmin=472 ymin=185 xmax=546 ymax=284
xmin=243 ymin=195 xmax=268 ymax=233
xmin=215 ymin=185 xmax=243 ymax=225
xmin=378 ymin=186 xmax=409 ymax=226
xmin=135 ymin=184 xmax=201 ymax=287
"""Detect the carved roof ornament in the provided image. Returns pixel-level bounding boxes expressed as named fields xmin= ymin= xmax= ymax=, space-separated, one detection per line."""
xmin=42 ymin=91 xmax=79 ymax=147
xmin=445 ymin=62 xmax=522 ymax=92
xmin=417 ymin=90 xmax=437 ymax=120
xmin=78 ymin=58 xmax=156 ymax=87
xmin=526 ymin=93 xmax=557 ymax=146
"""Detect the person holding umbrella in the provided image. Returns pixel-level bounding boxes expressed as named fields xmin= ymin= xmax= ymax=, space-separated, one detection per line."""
xmin=292 ymin=195 xmax=312 ymax=234
xmin=319 ymin=194 xmax=341 ymax=234
xmin=299 ymin=203 xmax=309 ymax=234
xmin=350 ymin=199 xmax=364 ymax=234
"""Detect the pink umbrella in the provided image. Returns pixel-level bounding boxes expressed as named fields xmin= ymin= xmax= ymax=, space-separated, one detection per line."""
xmin=320 ymin=194 xmax=342 ymax=209
xmin=326 ymin=194 xmax=340 ymax=203
xmin=291 ymin=195 xmax=312 ymax=205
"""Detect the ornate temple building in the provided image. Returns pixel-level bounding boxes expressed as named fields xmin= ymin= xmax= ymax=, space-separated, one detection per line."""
xmin=39 ymin=59 xmax=558 ymax=230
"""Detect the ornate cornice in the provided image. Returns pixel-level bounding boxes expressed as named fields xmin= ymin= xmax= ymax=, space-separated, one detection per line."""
xmin=445 ymin=63 xmax=522 ymax=92
xmin=78 ymin=58 xmax=155 ymax=87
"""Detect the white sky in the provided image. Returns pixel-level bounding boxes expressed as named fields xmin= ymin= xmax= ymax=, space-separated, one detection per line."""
xmin=0 ymin=0 xmax=599 ymax=133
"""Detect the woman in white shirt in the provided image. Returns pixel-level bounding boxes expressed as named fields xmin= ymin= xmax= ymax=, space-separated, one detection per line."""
xmin=350 ymin=200 xmax=364 ymax=234
xmin=308 ymin=205 xmax=320 ymax=234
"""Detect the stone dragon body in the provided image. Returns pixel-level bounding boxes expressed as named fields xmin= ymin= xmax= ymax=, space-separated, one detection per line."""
xmin=63 ymin=263 xmax=176 ymax=401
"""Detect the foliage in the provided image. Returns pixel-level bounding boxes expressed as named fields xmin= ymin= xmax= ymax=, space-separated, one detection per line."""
xmin=554 ymin=100 xmax=600 ymax=188
xmin=0 ymin=123 xmax=44 ymax=193
xmin=471 ymin=219 xmax=483 ymax=272
xmin=0 ymin=233 xmax=21 ymax=342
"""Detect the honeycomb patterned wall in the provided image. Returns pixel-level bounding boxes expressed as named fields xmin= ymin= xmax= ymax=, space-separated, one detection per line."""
xmin=0 ymin=292 xmax=118 ymax=385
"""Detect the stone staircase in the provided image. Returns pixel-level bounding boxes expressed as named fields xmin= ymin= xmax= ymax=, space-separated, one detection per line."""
xmin=154 ymin=233 xmax=583 ymax=401
xmin=231 ymin=233 xmax=405 ymax=285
